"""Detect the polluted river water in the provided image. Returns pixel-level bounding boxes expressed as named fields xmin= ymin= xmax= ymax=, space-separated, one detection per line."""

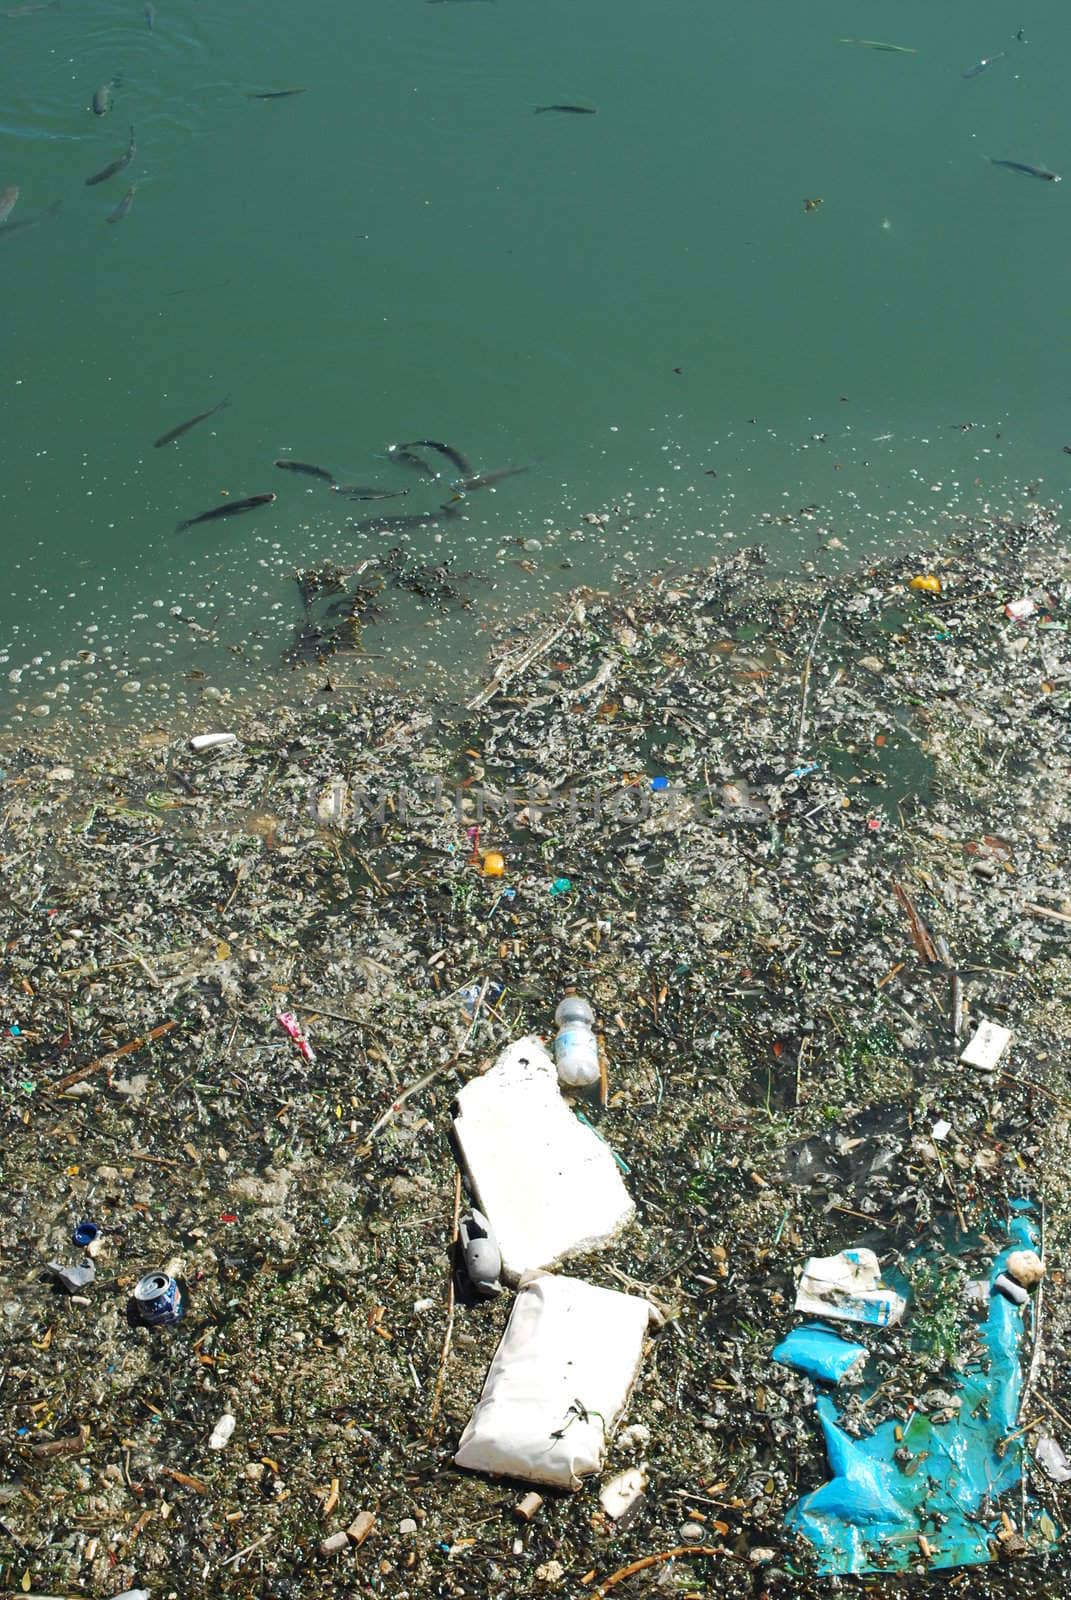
xmin=3 ymin=1 xmax=1071 ymax=1595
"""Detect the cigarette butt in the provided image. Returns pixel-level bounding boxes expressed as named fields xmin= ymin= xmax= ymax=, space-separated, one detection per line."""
xmin=347 ymin=1510 xmax=376 ymax=1547
xmin=514 ymin=1492 xmax=544 ymax=1522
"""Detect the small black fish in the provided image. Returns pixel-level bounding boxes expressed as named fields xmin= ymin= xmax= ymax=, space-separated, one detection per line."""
xmin=534 ymin=104 xmax=596 ymax=115
xmin=85 ymin=125 xmax=135 ymax=186
xmin=274 ymin=458 xmax=335 ymax=482
xmin=175 ymin=491 xmax=276 ymax=533
xmin=963 ymin=50 xmax=1006 ymax=78
xmin=457 ymin=464 xmax=528 ymax=492
xmin=392 ymin=438 xmax=474 ymax=475
xmin=92 ymin=77 xmax=119 ymax=115
xmin=352 ymin=505 xmax=461 ymax=534
xmin=246 ymin=87 xmax=308 ymax=99
xmin=989 ymin=157 xmax=1061 ymax=181
xmin=387 ymin=445 xmax=437 ymax=479
xmin=106 ymin=185 xmax=136 ymax=222
xmin=144 ymin=1 xmax=155 ymax=27
xmin=331 ymin=484 xmax=409 ymax=500
xmin=154 ymin=395 xmax=229 ymax=447
xmin=0 ymin=198 xmax=60 ymax=238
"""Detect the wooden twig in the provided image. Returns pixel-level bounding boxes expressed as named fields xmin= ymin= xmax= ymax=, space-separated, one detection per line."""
xmin=103 ymin=926 xmax=161 ymax=988
xmin=427 ymin=1169 xmax=462 ymax=1439
xmin=49 ymin=1020 xmax=179 ymax=1093
xmin=218 ymin=1530 xmax=274 ymax=1569
xmin=595 ymin=1545 xmax=724 ymax=1596
xmin=360 ymin=1049 xmax=464 ymax=1146
xmin=892 ymin=880 xmax=938 ymax=965
xmin=597 ymin=1030 xmax=608 ymax=1109
xmin=1024 ymin=901 xmax=1071 ymax=926
xmin=1021 ymin=1201 xmax=1046 ymax=1420
xmin=466 ymin=600 xmax=584 ymax=712
xmin=794 ymin=601 xmax=829 ymax=756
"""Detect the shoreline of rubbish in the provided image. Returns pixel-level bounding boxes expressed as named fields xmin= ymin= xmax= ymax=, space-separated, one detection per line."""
xmin=3 ymin=512 xmax=1071 ymax=1597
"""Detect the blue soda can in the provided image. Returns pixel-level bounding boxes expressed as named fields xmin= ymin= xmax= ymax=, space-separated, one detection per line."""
xmin=134 ymin=1270 xmax=183 ymax=1327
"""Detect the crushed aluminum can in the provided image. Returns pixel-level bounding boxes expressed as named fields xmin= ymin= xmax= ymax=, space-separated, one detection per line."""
xmin=134 ymin=1270 xmax=183 ymax=1327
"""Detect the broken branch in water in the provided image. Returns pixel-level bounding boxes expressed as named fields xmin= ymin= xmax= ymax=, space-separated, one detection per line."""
xmin=49 ymin=1020 xmax=180 ymax=1093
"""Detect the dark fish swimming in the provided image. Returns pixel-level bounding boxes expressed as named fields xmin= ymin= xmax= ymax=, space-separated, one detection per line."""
xmin=989 ymin=157 xmax=1061 ymax=181
xmin=457 ymin=464 xmax=529 ymax=492
xmin=331 ymin=484 xmax=409 ymax=500
xmin=154 ymin=395 xmax=230 ymax=448
xmin=144 ymin=2 xmax=155 ymax=27
xmin=85 ymin=125 xmax=135 ymax=186
xmin=352 ymin=505 xmax=461 ymax=534
xmin=534 ymin=104 xmax=597 ymax=114
xmin=963 ymin=50 xmax=1006 ymax=78
xmin=92 ymin=78 xmax=119 ymax=116
xmin=0 ymin=185 xmax=18 ymax=222
xmin=275 ymin=458 xmax=335 ymax=482
xmin=175 ymin=492 xmax=276 ymax=533
xmin=106 ymin=185 xmax=136 ymax=222
xmin=391 ymin=438 xmax=474 ymax=476
xmin=0 ymin=197 xmax=60 ymax=238
xmin=387 ymin=445 xmax=437 ymax=479
xmin=246 ymin=88 xmax=308 ymax=99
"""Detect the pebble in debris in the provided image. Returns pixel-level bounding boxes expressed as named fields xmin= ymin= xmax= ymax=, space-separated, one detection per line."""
xmin=1005 ymin=1248 xmax=1045 ymax=1289
xmin=398 ymin=1517 xmax=418 ymax=1535
xmin=680 ymin=1522 xmax=706 ymax=1542
xmin=320 ymin=1530 xmax=350 ymax=1557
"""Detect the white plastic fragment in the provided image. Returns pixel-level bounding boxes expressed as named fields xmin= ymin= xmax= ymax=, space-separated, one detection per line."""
xmin=451 ymin=1036 xmax=635 ymax=1282
xmin=1035 ymin=1434 xmax=1071 ymax=1483
xmin=599 ymin=1464 xmax=648 ymax=1520
xmin=794 ymin=1247 xmax=906 ymax=1328
xmin=454 ymin=1272 xmax=650 ymax=1489
xmin=208 ymin=1412 xmax=236 ymax=1450
xmin=189 ymin=732 xmax=238 ymax=752
xmin=931 ymin=1118 xmax=952 ymax=1142
xmin=959 ymin=1020 xmax=1012 ymax=1071
xmin=110 ymin=1591 xmax=150 ymax=1599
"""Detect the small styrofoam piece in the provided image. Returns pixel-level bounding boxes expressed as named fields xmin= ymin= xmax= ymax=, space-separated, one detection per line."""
xmin=454 ymin=1273 xmax=650 ymax=1489
xmin=959 ymin=1021 xmax=1012 ymax=1071
xmin=189 ymin=732 xmax=238 ymax=752
xmin=600 ymin=1464 xmax=648 ymax=1519
xmin=452 ymin=1035 xmax=635 ymax=1282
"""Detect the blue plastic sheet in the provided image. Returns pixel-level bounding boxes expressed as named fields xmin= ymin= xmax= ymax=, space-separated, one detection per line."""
xmin=785 ymin=1208 xmax=1060 ymax=1573
xmin=772 ymin=1323 xmax=867 ymax=1384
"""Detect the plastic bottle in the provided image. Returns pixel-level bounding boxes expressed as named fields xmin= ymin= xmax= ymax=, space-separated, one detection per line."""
xmin=553 ymin=986 xmax=600 ymax=1089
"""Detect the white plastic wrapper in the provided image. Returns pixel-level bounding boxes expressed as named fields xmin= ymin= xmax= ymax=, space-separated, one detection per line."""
xmin=454 ymin=1273 xmax=650 ymax=1489
xmin=452 ymin=1036 xmax=634 ymax=1281
xmin=794 ymin=1247 xmax=906 ymax=1327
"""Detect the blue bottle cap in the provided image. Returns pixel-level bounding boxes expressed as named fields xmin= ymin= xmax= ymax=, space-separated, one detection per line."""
xmin=73 ymin=1221 xmax=99 ymax=1248
xmin=651 ymin=775 xmax=670 ymax=791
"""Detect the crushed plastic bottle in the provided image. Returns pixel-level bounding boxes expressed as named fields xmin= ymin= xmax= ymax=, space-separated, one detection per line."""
xmin=459 ymin=1208 xmax=502 ymax=1296
xmin=209 ymin=1412 xmax=236 ymax=1450
xmin=553 ymin=985 xmax=600 ymax=1089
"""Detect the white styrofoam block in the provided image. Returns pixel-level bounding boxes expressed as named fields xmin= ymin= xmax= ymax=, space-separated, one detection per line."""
xmin=454 ymin=1273 xmax=650 ymax=1488
xmin=959 ymin=1021 xmax=1012 ymax=1071
xmin=452 ymin=1035 xmax=635 ymax=1282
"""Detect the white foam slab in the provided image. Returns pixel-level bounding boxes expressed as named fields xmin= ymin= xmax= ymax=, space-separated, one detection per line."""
xmin=452 ymin=1035 xmax=635 ymax=1282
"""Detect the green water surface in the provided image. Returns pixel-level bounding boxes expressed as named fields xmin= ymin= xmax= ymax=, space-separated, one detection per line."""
xmin=1 ymin=0 xmax=1068 ymax=737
